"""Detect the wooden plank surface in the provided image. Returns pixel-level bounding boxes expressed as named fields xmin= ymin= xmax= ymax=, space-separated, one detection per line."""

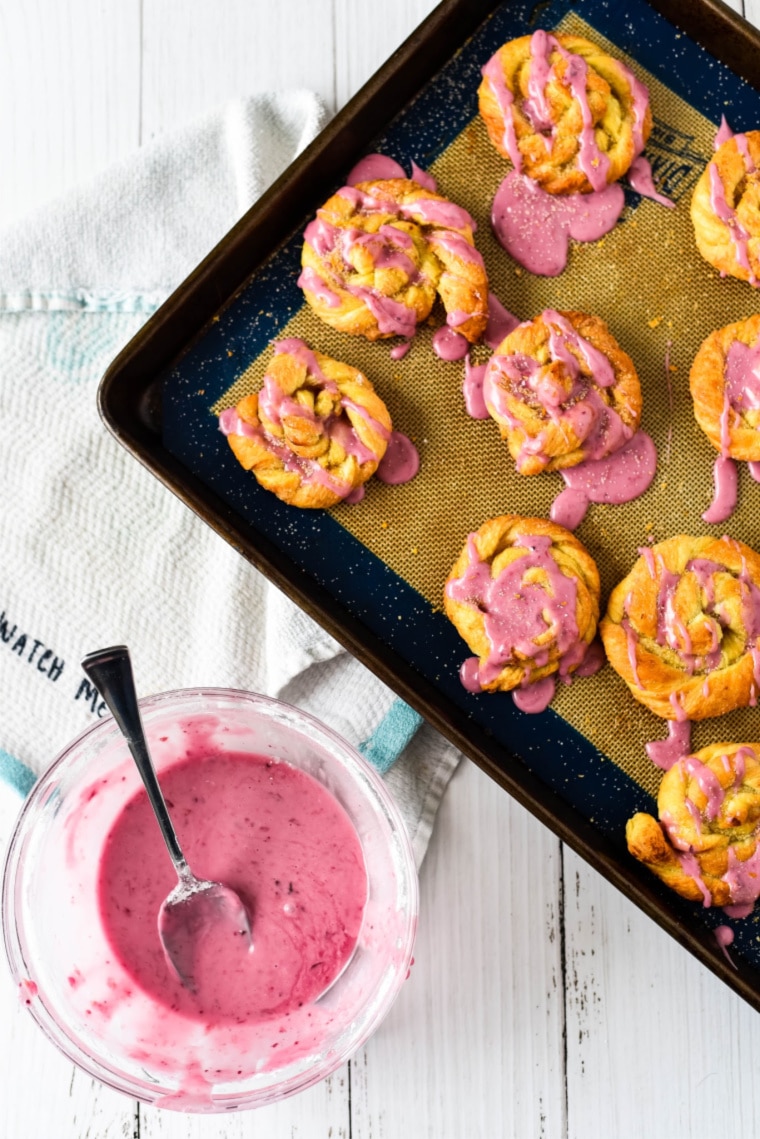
xmin=2 ymin=1 xmax=760 ymax=1136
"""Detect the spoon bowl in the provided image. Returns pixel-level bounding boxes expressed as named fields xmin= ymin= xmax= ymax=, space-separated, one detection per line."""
xmin=81 ymin=646 xmax=252 ymax=989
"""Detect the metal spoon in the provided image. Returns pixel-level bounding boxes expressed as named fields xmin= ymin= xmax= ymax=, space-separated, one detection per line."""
xmin=81 ymin=646 xmax=252 ymax=990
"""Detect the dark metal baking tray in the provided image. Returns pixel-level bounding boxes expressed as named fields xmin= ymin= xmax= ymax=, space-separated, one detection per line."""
xmin=98 ymin=0 xmax=760 ymax=1010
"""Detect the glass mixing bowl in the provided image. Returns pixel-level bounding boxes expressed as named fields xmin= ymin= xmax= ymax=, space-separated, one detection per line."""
xmin=2 ymin=688 xmax=418 ymax=1112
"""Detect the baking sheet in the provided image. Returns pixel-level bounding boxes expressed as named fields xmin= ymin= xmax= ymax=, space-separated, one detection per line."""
xmin=112 ymin=0 xmax=760 ymax=991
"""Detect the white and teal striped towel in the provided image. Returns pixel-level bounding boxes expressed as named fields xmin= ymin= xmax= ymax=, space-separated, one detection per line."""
xmin=0 ymin=92 xmax=460 ymax=865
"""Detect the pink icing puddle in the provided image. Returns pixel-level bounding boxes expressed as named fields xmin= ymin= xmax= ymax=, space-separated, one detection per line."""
xmin=98 ymin=751 xmax=367 ymax=1026
xmin=346 ymin=154 xmax=407 ymax=184
xmin=550 ymin=431 xmax=658 ymax=529
xmin=703 ymin=335 xmax=760 ymax=523
xmin=491 ymin=171 xmax=624 ymax=276
xmin=344 ymin=485 xmax=365 ymax=504
xmin=375 ymin=432 xmax=419 ymax=484
xmin=484 ymin=292 xmax=521 ymax=349
xmin=645 ymin=719 xmax=691 ymax=771
xmin=513 ymin=675 xmax=556 ymax=713
xmin=346 ymin=154 xmax=437 ymax=192
xmin=714 ymin=925 xmax=737 ymax=967
xmin=432 ymin=325 xmax=469 ymax=361
xmin=626 ymin=156 xmax=675 ymax=208
xmin=390 ymin=341 xmax=412 ymax=360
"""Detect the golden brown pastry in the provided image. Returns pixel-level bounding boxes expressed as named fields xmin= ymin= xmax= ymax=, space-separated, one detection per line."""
xmin=443 ymin=515 xmax=600 ymax=697
xmin=218 ymin=338 xmax=391 ymax=509
xmin=600 ymin=534 xmax=760 ymax=721
xmin=627 ymin=743 xmax=760 ymax=910
xmin=298 ymin=178 xmax=488 ymax=343
xmin=478 ymin=31 xmax=651 ymax=194
xmin=484 ymin=309 xmax=641 ymax=475
xmin=690 ymin=314 xmax=760 ymax=461
xmin=691 ymin=130 xmax=760 ymax=286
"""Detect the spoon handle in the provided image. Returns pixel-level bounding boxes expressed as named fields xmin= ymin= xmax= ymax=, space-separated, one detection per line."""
xmin=81 ymin=646 xmax=188 ymax=875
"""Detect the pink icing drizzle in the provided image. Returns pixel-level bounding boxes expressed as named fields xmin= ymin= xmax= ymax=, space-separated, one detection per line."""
xmin=627 ymin=156 xmax=675 ymax=208
xmin=390 ymin=341 xmax=411 ymax=361
xmin=645 ymin=720 xmax=691 ymax=771
xmin=714 ymin=115 xmax=734 ymax=149
xmin=708 ymin=159 xmax=758 ymax=287
xmin=463 ymin=356 xmax=489 ymax=419
xmin=683 ymin=755 xmax=726 ymax=820
xmin=481 ymin=54 xmax=522 ymax=171
xmin=375 ymin=432 xmax=419 ymax=485
xmin=410 ymin=161 xmax=437 ymax=192
xmin=714 ymin=925 xmax=737 ymax=967
xmin=491 ymin=172 xmax=624 ymax=277
xmin=703 ymin=334 xmax=760 ymax=523
xmin=484 ymin=293 xmax=521 ymax=349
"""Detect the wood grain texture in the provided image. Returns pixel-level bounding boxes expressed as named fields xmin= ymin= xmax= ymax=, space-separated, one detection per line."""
xmin=564 ymin=846 xmax=760 ymax=1139
xmin=332 ymin=0 xmax=439 ymax=110
xmin=0 ymin=0 xmax=141 ymax=227
xmin=350 ymin=758 xmax=566 ymax=1139
xmin=141 ymin=0 xmax=337 ymax=141
xmin=138 ymin=1070 xmax=350 ymax=1138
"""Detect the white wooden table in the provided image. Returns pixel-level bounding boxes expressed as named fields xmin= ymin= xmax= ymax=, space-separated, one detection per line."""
xmin=3 ymin=2 xmax=760 ymax=1136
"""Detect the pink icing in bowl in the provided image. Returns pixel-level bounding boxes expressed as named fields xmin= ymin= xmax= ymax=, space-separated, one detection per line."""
xmin=1 ymin=688 xmax=418 ymax=1113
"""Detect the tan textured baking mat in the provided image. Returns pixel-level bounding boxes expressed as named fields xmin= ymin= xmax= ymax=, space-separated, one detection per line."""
xmin=214 ymin=12 xmax=760 ymax=802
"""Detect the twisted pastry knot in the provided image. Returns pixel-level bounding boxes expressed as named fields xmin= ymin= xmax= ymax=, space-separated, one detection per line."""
xmin=477 ymin=31 xmax=651 ymax=194
xmin=484 ymin=309 xmax=641 ymax=475
xmin=299 ymin=178 xmax=488 ymax=343
xmin=600 ymin=535 xmax=760 ymax=721
xmin=690 ymin=315 xmax=760 ymax=461
xmin=219 ymin=338 xmax=391 ymax=509
xmin=627 ymin=743 xmax=760 ymax=910
xmin=691 ymin=131 xmax=760 ymax=286
xmin=443 ymin=515 xmax=600 ymax=692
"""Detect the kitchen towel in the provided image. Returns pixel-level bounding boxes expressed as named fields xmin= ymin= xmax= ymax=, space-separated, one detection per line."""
xmin=0 ymin=91 xmax=461 ymax=866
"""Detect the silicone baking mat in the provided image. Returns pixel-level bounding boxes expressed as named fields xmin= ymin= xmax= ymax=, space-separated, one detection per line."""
xmin=160 ymin=0 xmax=760 ymax=968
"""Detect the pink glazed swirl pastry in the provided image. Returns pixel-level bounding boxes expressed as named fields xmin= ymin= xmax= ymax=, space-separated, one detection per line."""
xmin=691 ymin=129 xmax=760 ymax=287
xmin=690 ymin=314 xmax=760 ymax=524
xmin=219 ymin=338 xmax=391 ymax=508
xmin=627 ymin=742 xmax=760 ymax=915
xmin=299 ymin=178 xmax=489 ymax=345
xmin=478 ymin=31 xmax=651 ymax=194
xmin=444 ymin=515 xmax=600 ymax=701
xmin=483 ymin=309 xmax=642 ymax=475
xmin=600 ymin=534 xmax=760 ymax=722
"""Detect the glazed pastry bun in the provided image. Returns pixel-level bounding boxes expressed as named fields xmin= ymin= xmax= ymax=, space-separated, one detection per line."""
xmin=627 ymin=743 xmax=760 ymax=910
xmin=601 ymin=534 xmax=760 ymax=721
xmin=444 ymin=515 xmax=600 ymax=693
xmin=218 ymin=338 xmax=391 ymax=508
xmin=484 ymin=309 xmax=641 ymax=475
xmin=478 ymin=31 xmax=651 ymax=194
xmin=299 ymin=178 xmax=488 ymax=343
xmin=691 ymin=130 xmax=760 ymax=286
xmin=690 ymin=314 xmax=760 ymax=462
